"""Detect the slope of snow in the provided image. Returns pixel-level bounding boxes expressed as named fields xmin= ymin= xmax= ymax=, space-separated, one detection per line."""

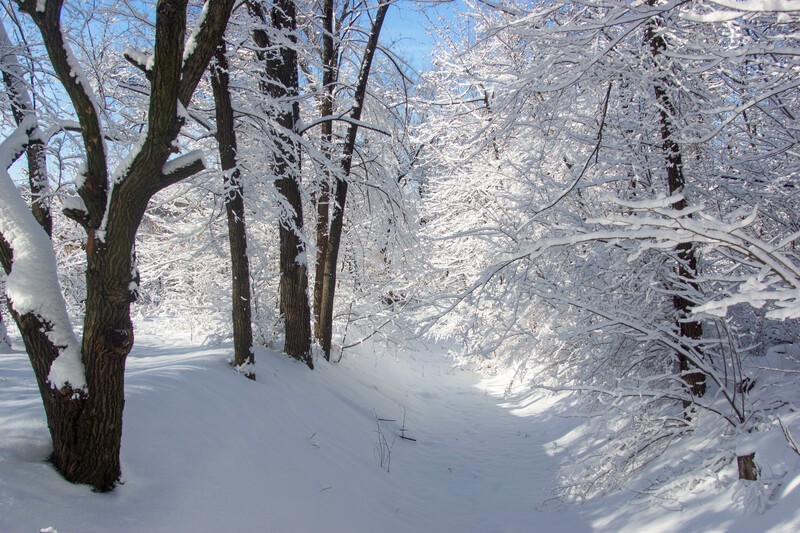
xmin=1 ymin=326 xmax=799 ymax=532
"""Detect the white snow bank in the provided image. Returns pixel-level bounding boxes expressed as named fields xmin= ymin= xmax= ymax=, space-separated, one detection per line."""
xmin=1 ymin=330 xmax=799 ymax=532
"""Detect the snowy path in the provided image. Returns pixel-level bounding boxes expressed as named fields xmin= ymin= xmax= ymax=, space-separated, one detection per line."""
xmin=335 ymin=347 xmax=592 ymax=533
xmin=2 ymin=332 xmax=799 ymax=532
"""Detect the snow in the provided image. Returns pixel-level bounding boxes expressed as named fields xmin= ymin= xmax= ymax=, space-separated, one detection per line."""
xmin=124 ymin=48 xmax=152 ymax=72
xmin=61 ymin=194 xmax=87 ymax=215
xmin=708 ymin=0 xmax=800 ymax=13
xmin=1 ymin=326 xmax=800 ymax=532
xmin=161 ymin=149 xmax=205 ymax=176
xmin=0 ymin=122 xmax=85 ymax=391
xmin=182 ymin=0 xmax=210 ymax=65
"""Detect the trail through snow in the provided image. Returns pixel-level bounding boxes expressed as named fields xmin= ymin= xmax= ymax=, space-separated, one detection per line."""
xmin=1 ymin=328 xmax=798 ymax=532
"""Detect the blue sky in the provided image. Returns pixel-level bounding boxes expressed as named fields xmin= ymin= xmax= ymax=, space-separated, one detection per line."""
xmin=383 ymin=1 xmax=463 ymax=72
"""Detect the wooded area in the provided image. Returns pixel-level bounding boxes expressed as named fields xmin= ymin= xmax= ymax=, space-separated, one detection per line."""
xmin=0 ymin=0 xmax=798 ymax=517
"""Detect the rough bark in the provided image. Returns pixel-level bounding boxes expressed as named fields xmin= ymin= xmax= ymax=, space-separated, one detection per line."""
xmin=645 ymin=6 xmax=706 ymax=402
xmin=251 ymin=0 xmax=313 ymax=367
xmin=10 ymin=0 xmax=234 ymax=491
xmin=210 ymin=42 xmax=255 ymax=378
xmin=318 ymin=1 xmax=390 ymax=359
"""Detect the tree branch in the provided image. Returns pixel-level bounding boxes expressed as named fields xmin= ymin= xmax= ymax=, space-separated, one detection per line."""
xmin=178 ymin=0 xmax=236 ymax=106
xmin=17 ymin=0 xmax=108 ymax=228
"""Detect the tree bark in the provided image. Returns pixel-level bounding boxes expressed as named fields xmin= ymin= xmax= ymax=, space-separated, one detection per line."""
xmin=10 ymin=0 xmax=235 ymax=492
xmin=251 ymin=0 xmax=313 ymax=367
xmin=210 ymin=41 xmax=255 ymax=378
xmin=312 ymin=0 xmax=336 ymax=339
xmin=645 ymin=4 xmax=706 ymax=401
xmin=737 ymin=453 xmax=758 ymax=481
xmin=318 ymin=1 xmax=390 ymax=359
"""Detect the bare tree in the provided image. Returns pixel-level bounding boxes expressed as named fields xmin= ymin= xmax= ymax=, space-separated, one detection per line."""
xmin=316 ymin=0 xmax=391 ymax=359
xmin=249 ymin=0 xmax=313 ymax=367
xmin=0 ymin=0 xmax=234 ymax=492
xmin=210 ymin=40 xmax=255 ymax=378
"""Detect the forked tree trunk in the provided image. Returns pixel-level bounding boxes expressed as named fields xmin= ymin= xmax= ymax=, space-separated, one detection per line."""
xmin=4 ymin=0 xmax=235 ymax=492
xmin=1 ymin=224 xmax=133 ymax=492
xmin=317 ymin=1 xmax=390 ymax=359
xmin=645 ymin=5 xmax=706 ymax=402
xmin=250 ymin=0 xmax=313 ymax=367
xmin=210 ymin=42 xmax=255 ymax=377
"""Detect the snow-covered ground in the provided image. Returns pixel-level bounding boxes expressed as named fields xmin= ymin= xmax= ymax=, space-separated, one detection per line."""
xmin=1 ymin=325 xmax=799 ymax=532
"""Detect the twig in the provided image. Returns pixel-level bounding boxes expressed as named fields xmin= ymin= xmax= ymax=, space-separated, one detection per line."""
xmin=778 ymin=417 xmax=800 ymax=456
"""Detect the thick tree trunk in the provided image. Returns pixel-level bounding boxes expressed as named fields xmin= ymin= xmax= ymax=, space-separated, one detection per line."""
xmin=211 ymin=42 xmax=255 ymax=377
xmin=1 ymin=231 xmax=126 ymax=492
xmin=73 ymin=233 xmax=137 ymax=490
xmin=645 ymin=8 xmax=706 ymax=401
xmin=10 ymin=0 xmax=235 ymax=492
xmin=251 ymin=0 xmax=313 ymax=367
xmin=318 ymin=2 xmax=390 ymax=359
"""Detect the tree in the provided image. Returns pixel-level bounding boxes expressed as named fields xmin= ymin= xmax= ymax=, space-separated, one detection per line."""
xmin=644 ymin=0 xmax=706 ymax=402
xmin=0 ymin=0 xmax=234 ymax=491
xmin=249 ymin=0 xmax=313 ymax=367
xmin=210 ymin=40 xmax=255 ymax=377
xmin=417 ymin=0 xmax=800 ymax=500
xmin=316 ymin=0 xmax=391 ymax=359
xmin=0 ymin=19 xmax=50 ymax=236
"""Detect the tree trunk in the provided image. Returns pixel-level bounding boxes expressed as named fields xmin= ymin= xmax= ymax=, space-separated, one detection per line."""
xmin=1 ymin=228 xmax=127 ymax=491
xmin=9 ymin=0 xmax=235 ymax=492
xmin=312 ymin=0 xmax=336 ymax=340
xmin=251 ymin=0 xmax=313 ymax=367
xmin=737 ymin=453 xmax=758 ymax=481
xmin=210 ymin=41 xmax=255 ymax=377
xmin=0 ymin=308 xmax=10 ymax=348
xmin=318 ymin=1 xmax=390 ymax=359
xmin=645 ymin=6 xmax=706 ymax=402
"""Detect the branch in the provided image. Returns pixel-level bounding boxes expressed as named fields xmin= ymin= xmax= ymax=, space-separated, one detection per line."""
xmin=17 ymin=0 xmax=108 ymax=227
xmin=299 ymin=113 xmax=391 ymax=136
xmin=179 ymin=0 xmax=236 ymax=106
xmin=123 ymin=48 xmax=152 ymax=81
xmin=158 ymin=149 xmax=206 ymax=190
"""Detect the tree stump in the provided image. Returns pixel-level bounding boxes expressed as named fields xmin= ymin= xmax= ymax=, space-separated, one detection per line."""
xmin=737 ymin=453 xmax=758 ymax=481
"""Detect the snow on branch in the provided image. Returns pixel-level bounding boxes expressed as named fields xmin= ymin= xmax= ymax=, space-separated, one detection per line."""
xmin=511 ymin=195 xmax=800 ymax=320
xmin=707 ymin=0 xmax=800 ymax=12
xmin=162 ymin=149 xmax=206 ymax=176
xmin=0 ymin=123 xmax=85 ymax=391
xmin=159 ymin=149 xmax=206 ymax=189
